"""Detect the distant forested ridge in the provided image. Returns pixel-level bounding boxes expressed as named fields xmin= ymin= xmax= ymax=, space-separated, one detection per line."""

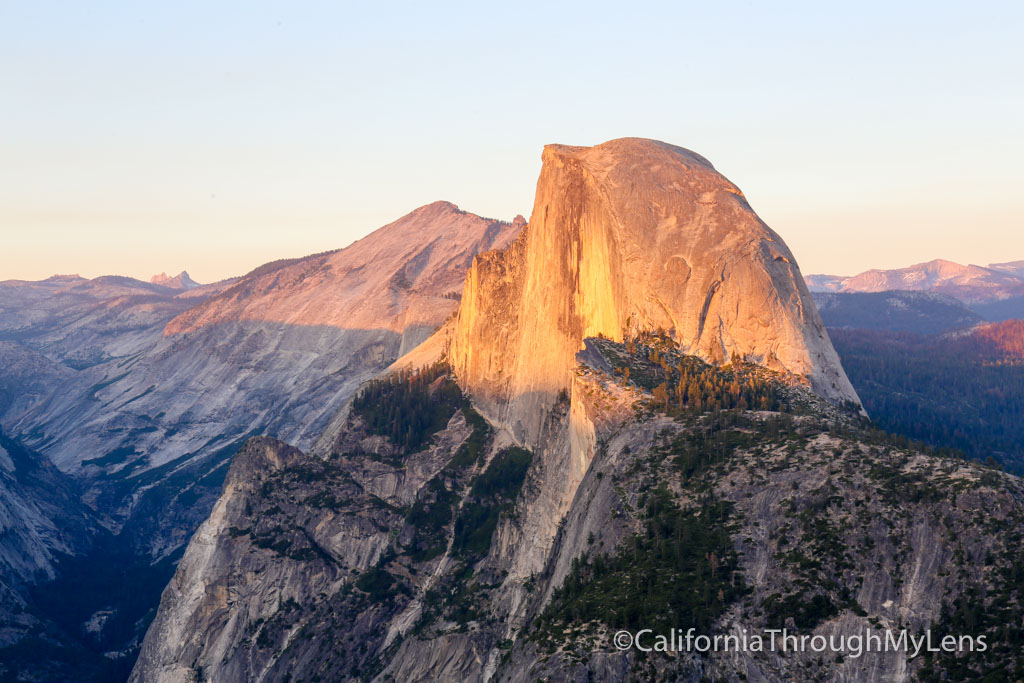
xmin=830 ymin=320 xmax=1024 ymax=472
xmin=813 ymin=291 xmax=982 ymax=334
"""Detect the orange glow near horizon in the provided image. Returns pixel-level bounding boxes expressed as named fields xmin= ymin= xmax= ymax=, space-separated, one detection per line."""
xmin=2 ymin=2 xmax=1021 ymax=283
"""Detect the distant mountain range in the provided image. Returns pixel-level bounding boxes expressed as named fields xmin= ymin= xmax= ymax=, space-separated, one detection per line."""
xmin=990 ymin=259 xmax=1024 ymax=278
xmin=0 ymin=201 xmax=522 ymax=676
xmin=809 ymin=261 xmax=1024 ymax=479
xmin=812 ymin=290 xmax=983 ymax=335
xmin=807 ymin=258 xmax=1024 ymax=320
xmin=149 ymin=271 xmax=200 ymax=290
xmin=4 ymin=139 xmax=1024 ymax=683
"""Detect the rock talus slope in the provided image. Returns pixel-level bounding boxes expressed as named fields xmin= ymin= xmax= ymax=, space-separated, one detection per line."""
xmin=450 ymin=138 xmax=858 ymax=446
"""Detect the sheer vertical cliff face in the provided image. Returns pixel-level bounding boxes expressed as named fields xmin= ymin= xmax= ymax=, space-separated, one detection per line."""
xmin=450 ymin=138 xmax=858 ymax=445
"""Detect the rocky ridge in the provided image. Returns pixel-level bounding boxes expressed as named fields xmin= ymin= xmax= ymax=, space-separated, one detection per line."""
xmin=811 ymin=290 xmax=984 ymax=334
xmin=131 ymin=335 xmax=1024 ymax=682
xmin=1 ymin=202 xmax=520 ymax=541
xmin=0 ymin=203 xmax=523 ymax=677
xmin=126 ymin=140 xmax=1024 ymax=683
xmin=807 ymin=259 xmax=1024 ymax=306
xmin=150 ymin=272 xmax=201 ymax=290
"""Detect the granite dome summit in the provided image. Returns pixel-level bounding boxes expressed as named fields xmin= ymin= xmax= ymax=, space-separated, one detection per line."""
xmin=449 ymin=137 xmax=859 ymax=443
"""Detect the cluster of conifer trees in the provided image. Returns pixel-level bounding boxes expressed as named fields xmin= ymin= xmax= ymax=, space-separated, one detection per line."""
xmin=610 ymin=332 xmax=782 ymax=415
xmin=538 ymin=488 xmax=743 ymax=642
xmin=351 ymin=361 xmax=462 ymax=453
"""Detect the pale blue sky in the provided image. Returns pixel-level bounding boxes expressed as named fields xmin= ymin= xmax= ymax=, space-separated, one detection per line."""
xmin=2 ymin=1 xmax=1022 ymax=283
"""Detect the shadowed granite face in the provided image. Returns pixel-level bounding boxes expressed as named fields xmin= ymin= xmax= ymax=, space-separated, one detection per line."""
xmin=0 ymin=202 xmax=526 ymax=678
xmin=0 ymin=202 xmax=522 ymax=533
